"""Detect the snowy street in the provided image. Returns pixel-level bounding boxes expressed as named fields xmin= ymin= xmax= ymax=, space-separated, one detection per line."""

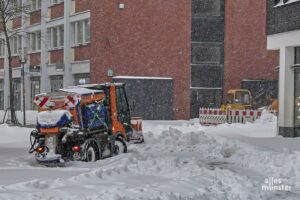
xmin=0 ymin=113 xmax=300 ymax=200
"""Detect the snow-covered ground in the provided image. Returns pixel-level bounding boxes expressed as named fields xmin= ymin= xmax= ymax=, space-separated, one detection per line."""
xmin=0 ymin=113 xmax=299 ymax=200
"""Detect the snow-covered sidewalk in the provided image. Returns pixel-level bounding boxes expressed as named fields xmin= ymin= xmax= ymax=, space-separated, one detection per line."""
xmin=0 ymin=114 xmax=299 ymax=200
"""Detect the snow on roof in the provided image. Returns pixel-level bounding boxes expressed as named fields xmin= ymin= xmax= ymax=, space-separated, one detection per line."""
xmin=113 ymin=76 xmax=173 ymax=80
xmin=60 ymin=88 xmax=103 ymax=95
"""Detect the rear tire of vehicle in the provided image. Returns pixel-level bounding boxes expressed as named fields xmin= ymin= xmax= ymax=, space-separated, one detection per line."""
xmin=115 ymin=137 xmax=127 ymax=154
xmin=85 ymin=143 xmax=99 ymax=162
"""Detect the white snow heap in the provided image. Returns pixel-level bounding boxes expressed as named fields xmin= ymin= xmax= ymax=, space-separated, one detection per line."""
xmin=37 ymin=110 xmax=72 ymax=127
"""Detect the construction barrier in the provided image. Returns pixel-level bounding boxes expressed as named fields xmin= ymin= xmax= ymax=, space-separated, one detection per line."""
xmin=199 ymin=109 xmax=227 ymax=126
xmin=199 ymin=108 xmax=262 ymax=126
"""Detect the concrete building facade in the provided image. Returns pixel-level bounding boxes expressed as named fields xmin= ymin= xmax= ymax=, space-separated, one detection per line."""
xmin=0 ymin=0 xmax=91 ymax=111
xmin=266 ymin=0 xmax=300 ymax=137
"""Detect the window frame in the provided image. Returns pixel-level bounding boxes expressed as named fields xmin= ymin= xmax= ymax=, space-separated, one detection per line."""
xmin=0 ymin=39 xmax=5 ymax=57
xmin=29 ymin=31 xmax=41 ymax=53
xmin=49 ymin=25 xmax=64 ymax=50
xmin=50 ymin=0 xmax=64 ymax=6
xmin=72 ymin=19 xmax=90 ymax=46
xmin=30 ymin=0 xmax=41 ymax=11
xmin=295 ymin=47 xmax=300 ymax=65
xmin=9 ymin=35 xmax=22 ymax=56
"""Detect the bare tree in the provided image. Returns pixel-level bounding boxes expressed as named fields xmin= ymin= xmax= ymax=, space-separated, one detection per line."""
xmin=0 ymin=0 xmax=29 ymax=124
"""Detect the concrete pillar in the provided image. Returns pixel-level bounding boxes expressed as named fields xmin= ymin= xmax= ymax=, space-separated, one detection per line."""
xmin=63 ymin=0 xmax=74 ymax=87
xmin=21 ymin=0 xmax=31 ymax=110
xmin=40 ymin=0 xmax=51 ymax=93
xmin=278 ymin=47 xmax=295 ymax=137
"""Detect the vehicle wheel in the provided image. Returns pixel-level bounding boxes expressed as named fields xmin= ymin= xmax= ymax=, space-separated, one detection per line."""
xmin=85 ymin=143 xmax=99 ymax=162
xmin=115 ymin=137 xmax=127 ymax=154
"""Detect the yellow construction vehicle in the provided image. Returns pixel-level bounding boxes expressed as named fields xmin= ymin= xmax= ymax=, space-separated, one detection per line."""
xmin=221 ymin=89 xmax=252 ymax=111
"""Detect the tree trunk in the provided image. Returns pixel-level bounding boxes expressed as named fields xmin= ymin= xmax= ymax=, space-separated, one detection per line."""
xmin=2 ymin=20 xmax=16 ymax=124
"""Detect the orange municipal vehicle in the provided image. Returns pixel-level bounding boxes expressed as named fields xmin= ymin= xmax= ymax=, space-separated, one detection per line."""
xmin=29 ymin=83 xmax=143 ymax=164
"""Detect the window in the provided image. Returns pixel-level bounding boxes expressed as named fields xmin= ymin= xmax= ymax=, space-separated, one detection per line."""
xmin=49 ymin=25 xmax=64 ymax=49
xmin=31 ymin=77 xmax=40 ymax=110
xmin=296 ymin=47 xmax=300 ymax=65
xmin=51 ymin=0 xmax=64 ymax=5
xmin=9 ymin=35 xmax=22 ymax=55
xmin=30 ymin=0 xmax=41 ymax=11
xmin=13 ymin=78 xmax=21 ymax=110
xmin=295 ymin=47 xmax=300 ymax=135
xmin=50 ymin=75 xmax=63 ymax=92
xmin=72 ymin=19 xmax=90 ymax=46
xmin=29 ymin=31 xmax=41 ymax=52
xmin=0 ymin=39 xmax=5 ymax=57
xmin=74 ymin=73 xmax=90 ymax=85
xmin=12 ymin=0 xmax=22 ymax=7
xmin=0 ymin=79 xmax=4 ymax=110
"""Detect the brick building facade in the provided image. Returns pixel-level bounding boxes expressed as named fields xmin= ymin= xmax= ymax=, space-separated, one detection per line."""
xmin=224 ymin=0 xmax=279 ymax=109
xmin=90 ymin=0 xmax=191 ymax=120
xmin=0 ymin=0 xmax=280 ymax=120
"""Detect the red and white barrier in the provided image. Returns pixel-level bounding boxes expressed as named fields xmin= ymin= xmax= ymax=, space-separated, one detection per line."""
xmin=199 ymin=108 xmax=227 ymax=126
xmin=34 ymin=96 xmax=50 ymax=108
xmin=199 ymin=108 xmax=262 ymax=126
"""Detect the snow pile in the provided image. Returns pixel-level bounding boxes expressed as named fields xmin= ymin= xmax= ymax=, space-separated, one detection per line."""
xmin=0 ymin=110 xmax=38 ymax=125
xmin=37 ymin=110 xmax=72 ymax=127
xmin=0 ymin=115 xmax=299 ymax=199
xmin=255 ymin=110 xmax=277 ymax=124
xmin=0 ymin=124 xmax=32 ymax=145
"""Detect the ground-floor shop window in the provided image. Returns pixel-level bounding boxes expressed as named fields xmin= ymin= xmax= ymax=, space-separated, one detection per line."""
xmin=31 ymin=77 xmax=40 ymax=110
xmin=13 ymin=78 xmax=21 ymax=110
xmin=0 ymin=79 xmax=4 ymax=110
xmin=50 ymin=75 xmax=63 ymax=92
xmin=294 ymin=47 xmax=300 ymax=136
xmin=74 ymin=73 xmax=90 ymax=85
xmin=296 ymin=47 xmax=300 ymax=64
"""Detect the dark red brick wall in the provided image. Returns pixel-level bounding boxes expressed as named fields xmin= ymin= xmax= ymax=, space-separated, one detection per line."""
xmin=75 ymin=0 xmax=90 ymax=13
xmin=12 ymin=17 xmax=21 ymax=30
xmin=29 ymin=53 xmax=41 ymax=66
xmin=50 ymin=50 xmax=63 ymax=64
xmin=50 ymin=3 xmax=64 ymax=19
xmin=0 ymin=58 xmax=4 ymax=69
xmin=11 ymin=56 xmax=20 ymax=68
xmin=224 ymin=0 xmax=279 ymax=97
xmin=90 ymin=0 xmax=191 ymax=119
xmin=74 ymin=45 xmax=90 ymax=61
xmin=30 ymin=10 xmax=41 ymax=25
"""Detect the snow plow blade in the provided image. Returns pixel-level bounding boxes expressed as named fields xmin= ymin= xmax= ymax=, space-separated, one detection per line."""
xmin=130 ymin=117 xmax=144 ymax=143
xmin=35 ymin=154 xmax=65 ymax=167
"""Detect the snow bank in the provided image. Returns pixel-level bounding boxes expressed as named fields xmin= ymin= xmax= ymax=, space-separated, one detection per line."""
xmin=0 ymin=124 xmax=32 ymax=145
xmin=0 ymin=110 xmax=38 ymax=125
xmin=0 ymin=113 xmax=299 ymax=199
